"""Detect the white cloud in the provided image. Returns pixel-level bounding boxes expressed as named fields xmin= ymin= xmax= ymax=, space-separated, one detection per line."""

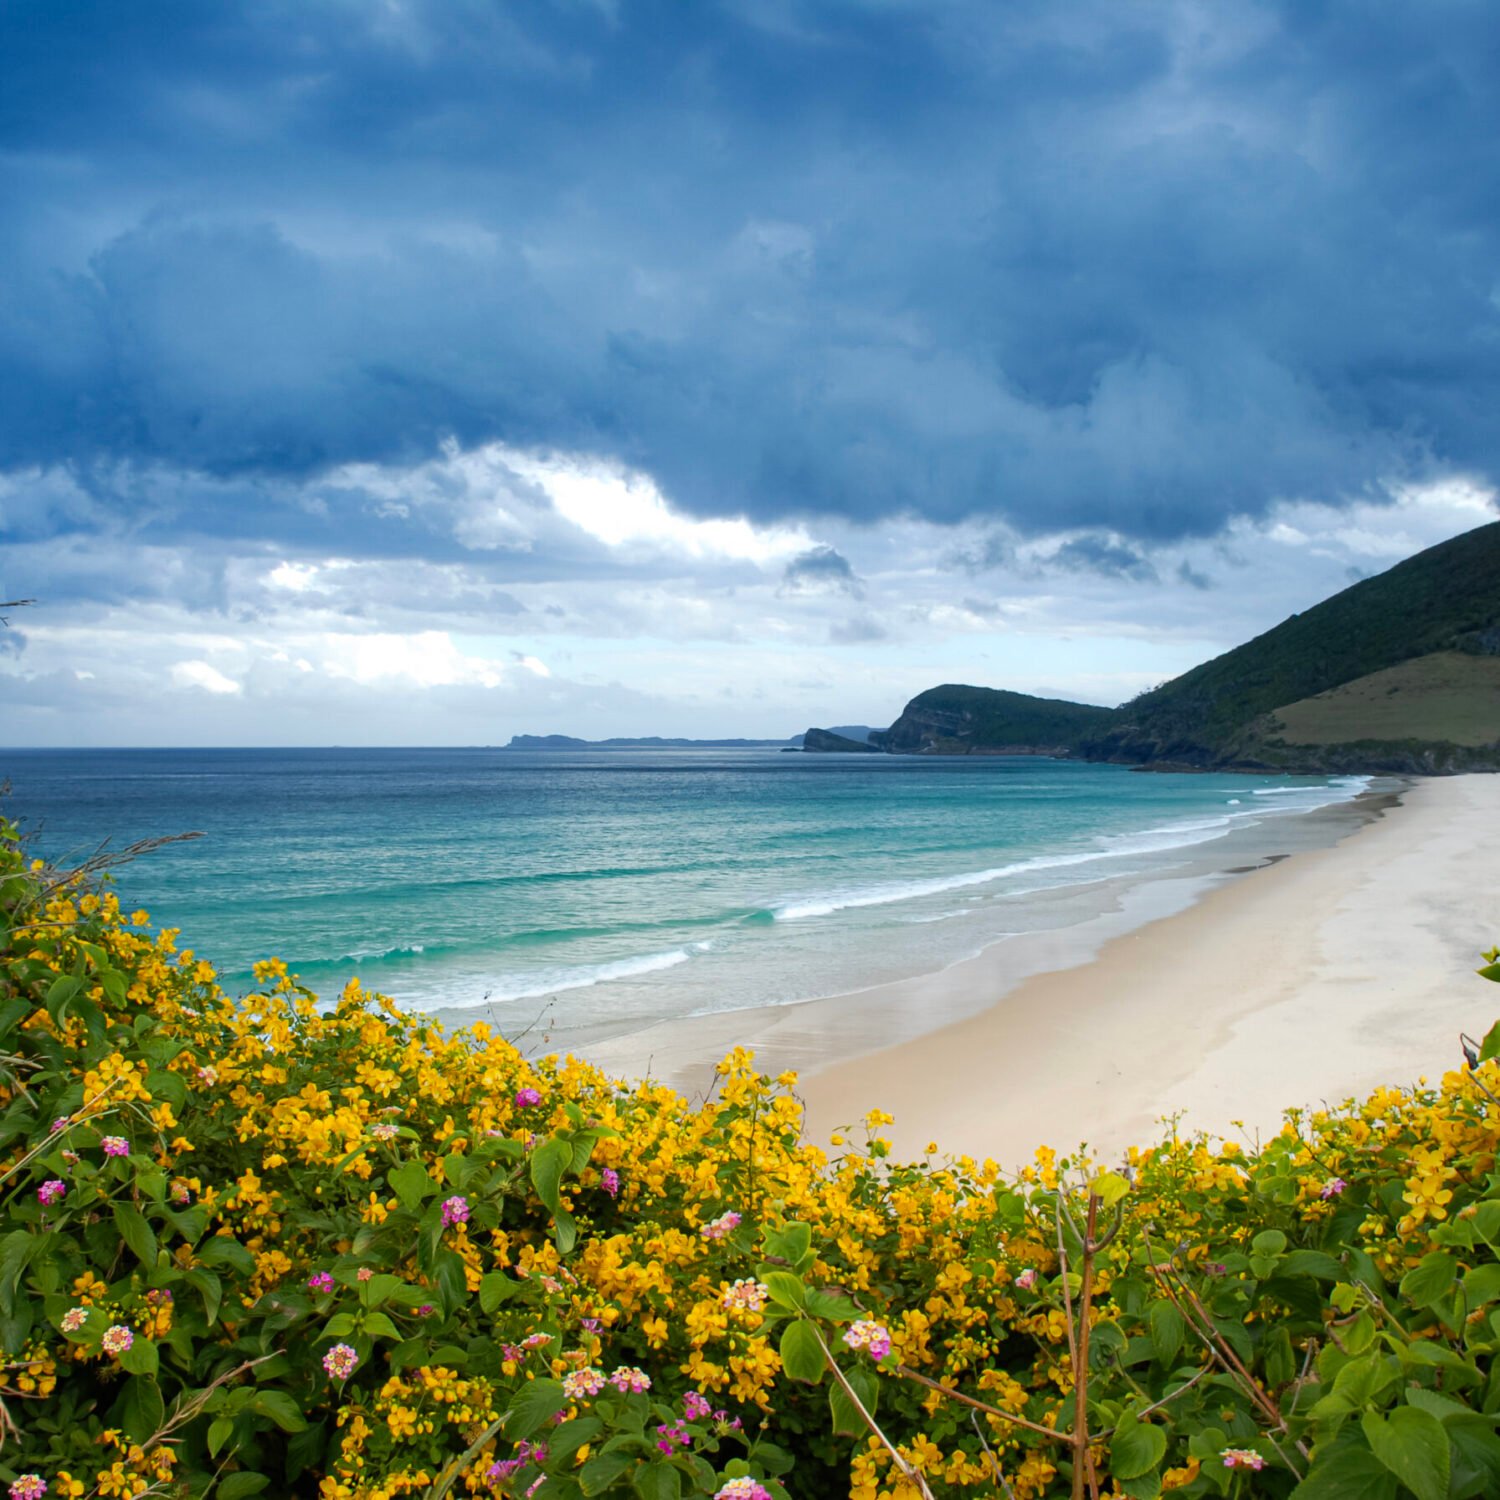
xmin=318 ymin=630 xmax=510 ymax=689
xmin=171 ymin=659 xmax=242 ymax=694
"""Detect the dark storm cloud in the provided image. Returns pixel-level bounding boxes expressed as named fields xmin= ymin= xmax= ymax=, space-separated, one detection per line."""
xmin=1050 ymin=535 xmax=1158 ymax=583
xmin=781 ymin=545 xmax=861 ymax=595
xmin=3 ymin=0 xmax=1500 ymax=559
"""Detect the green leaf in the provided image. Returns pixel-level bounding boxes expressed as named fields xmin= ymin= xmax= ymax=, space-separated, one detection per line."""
xmin=358 ymin=1272 xmax=407 ymax=1309
xmin=1110 ymin=1411 xmax=1167 ymax=1481
xmin=113 ymin=1203 xmax=158 ymax=1267
xmin=1251 ymin=1229 xmax=1288 ymax=1256
xmin=251 ymin=1390 xmax=309 ymax=1432
xmin=530 ymin=1138 xmax=572 ymax=1216
xmin=764 ymin=1272 xmax=807 ymax=1311
xmin=45 ymin=973 xmax=84 ymax=1021
xmin=361 ymin=1311 xmax=402 ymax=1340
xmin=1479 ymin=1022 xmax=1500 ymax=1060
xmin=779 ymin=1318 xmax=827 ymax=1384
xmin=633 ymin=1464 xmax=681 ymax=1500
xmin=763 ymin=1221 xmax=812 ymax=1265
xmin=1363 ymin=1407 xmax=1451 ymax=1500
xmin=555 ymin=1206 xmax=578 ymax=1256
xmin=434 ymin=1249 xmax=467 ymax=1315
xmin=1283 ymin=1250 xmax=1344 ymax=1281
xmin=219 ymin=1474 xmax=270 ymax=1500
xmin=480 ymin=1271 xmax=520 ymax=1314
xmin=828 ymin=1362 xmax=878 ymax=1437
xmin=1289 ymin=1443 xmax=1399 ymax=1500
xmin=184 ymin=1267 xmax=223 ymax=1327
xmin=804 ymin=1289 xmax=860 ymax=1323
xmin=1148 ymin=1300 xmax=1183 ymax=1365
xmin=207 ymin=1417 xmax=234 ymax=1458
xmin=117 ymin=1374 xmax=165 ymax=1443
xmin=1401 ymin=1251 xmax=1459 ymax=1308
xmin=507 ymin=1377 xmax=567 ymax=1440
xmin=1091 ymin=1170 xmax=1131 ymax=1209
xmin=119 ymin=1337 xmax=159 ymax=1376
xmin=1464 ymin=1264 xmax=1500 ymax=1312
xmin=324 ymin=1313 xmax=357 ymax=1339
xmin=389 ymin=1160 xmax=434 ymax=1212
xmin=196 ymin=1235 xmax=255 ymax=1276
xmin=580 ymin=1451 xmax=637 ymax=1496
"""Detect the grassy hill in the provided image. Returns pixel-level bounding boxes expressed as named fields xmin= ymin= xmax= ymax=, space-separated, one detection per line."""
xmin=1080 ymin=518 xmax=1500 ymax=769
xmin=873 ymin=683 xmax=1114 ymax=755
xmin=1268 ymin=651 xmax=1500 ymax=749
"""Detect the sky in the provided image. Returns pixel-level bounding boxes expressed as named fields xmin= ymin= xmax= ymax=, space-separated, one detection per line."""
xmin=2 ymin=0 xmax=1499 ymax=746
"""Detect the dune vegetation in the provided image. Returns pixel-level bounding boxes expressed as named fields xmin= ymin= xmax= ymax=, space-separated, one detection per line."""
xmin=3 ymin=814 xmax=1500 ymax=1500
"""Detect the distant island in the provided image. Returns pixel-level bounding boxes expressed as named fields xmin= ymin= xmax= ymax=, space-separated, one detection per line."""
xmin=503 ymin=728 xmax=878 ymax=750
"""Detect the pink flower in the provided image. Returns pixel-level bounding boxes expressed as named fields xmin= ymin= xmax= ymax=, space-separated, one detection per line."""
xmin=1320 ymin=1177 xmax=1348 ymax=1199
xmin=196 ymin=1065 xmax=219 ymax=1085
xmin=700 ymin=1210 xmax=741 ymax=1241
xmin=609 ymin=1366 xmax=652 ymax=1394
xmin=323 ymin=1343 xmax=359 ymax=1380
xmin=307 ymin=1271 xmax=335 ymax=1293
xmin=440 ymin=1195 xmax=470 ymax=1228
xmin=60 ymin=1307 xmax=89 ymax=1333
xmin=522 ymin=1332 xmax=553 ymax=1349
xmin=842 ymin=1319 xmax=892 ymax=1361
xmin=101 ymin=1135 xmax=130 ymax=1157
xmin=1013 ymin=1268 xmax=1038 ymax=1290
xmin=715 ymin=1480 xmax=772 ymax=1500
xmin=418 ymin=1304 xmax=435 ymax=1317
xmin=502 ymin=1343 xmax=524 ymax=1361
xmin=37 ymin=1179 xmax=66 ymax=1207
xmin=51 ymin=1117 xmax=70 ymax=1133
xmin=721 ymin=1279 xmax=769 ymax=1313
xmin=357 ymin=1267 xmax=374 ymax=1282
xmin=9 ymin=1476 xmax=47 ymax=1500
xmin=101 ymin=1324 xmax=134 ymax=1356
xmin=369 ymin=1122 xmax=399 ymax=1142
xmin=684 ymin=1390 xmax=713 ymax=1421
xmin=561 ymin=1368 xmax=606 ymax=1400
xmin=515 ymin=1087 xmax=542 ymax=1108
xmin=601 ymin=1168 xmax=620 ymax=1197
xmin=1222 ymin=1448 xmax=1265 ymax=1471
xmin=656 ymin=1422 xmax=691 ymax=1454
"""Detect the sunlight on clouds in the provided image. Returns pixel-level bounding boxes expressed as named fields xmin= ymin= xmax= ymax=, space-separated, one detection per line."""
xmin=171 ymin=660 xmax=242 ymax=694
xmin=319 ymin=630 xmax=515 ymax=689
xmin=491 ymin=447 xmax=814 ymax=563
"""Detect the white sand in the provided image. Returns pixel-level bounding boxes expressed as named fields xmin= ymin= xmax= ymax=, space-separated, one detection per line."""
xmin=795 ymin=774 xmax=1500 ymax=1169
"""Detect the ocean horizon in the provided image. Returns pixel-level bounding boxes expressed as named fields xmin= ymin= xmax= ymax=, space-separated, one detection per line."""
xmin=2 ymin=746 xmax=1375 ymax=1052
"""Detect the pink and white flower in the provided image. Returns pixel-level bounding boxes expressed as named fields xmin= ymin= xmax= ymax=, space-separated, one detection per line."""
xmin=842 ymin=1319 xmax=893 ymax=1361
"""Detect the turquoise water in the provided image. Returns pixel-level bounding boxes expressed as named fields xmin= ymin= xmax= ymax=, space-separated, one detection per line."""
xmin=1 ymin=748 xmax=1366 ymax=1037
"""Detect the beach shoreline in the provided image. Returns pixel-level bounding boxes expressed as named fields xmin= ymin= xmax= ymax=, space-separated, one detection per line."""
xmin=567 ymin=775 xmax=1500 ymax=1171
xmin=792 ymin=773 xmax=1499 ymax=1169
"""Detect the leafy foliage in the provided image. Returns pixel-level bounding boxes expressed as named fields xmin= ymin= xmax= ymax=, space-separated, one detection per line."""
xmin=3 ymin=818 xmax=1500 ymax=1500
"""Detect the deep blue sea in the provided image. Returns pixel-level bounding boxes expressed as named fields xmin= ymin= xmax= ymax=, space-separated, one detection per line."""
xmin=1 ymin=748 xmax=1367 ymax=1040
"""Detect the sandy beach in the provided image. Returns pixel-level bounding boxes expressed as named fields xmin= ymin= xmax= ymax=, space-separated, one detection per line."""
xmin=794 ymin=773 xmax=1500 ymax=1168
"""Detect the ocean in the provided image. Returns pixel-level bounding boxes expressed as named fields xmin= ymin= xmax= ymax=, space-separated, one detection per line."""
xmin=1 ymin=747 xmax=1372 ymax=1056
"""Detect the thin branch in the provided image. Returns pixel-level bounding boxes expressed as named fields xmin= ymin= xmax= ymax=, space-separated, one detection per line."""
xmin=893 ymin=1363 xmax=1068 ymax=1445
xmin=969 ymin=1410 xmax=1018 ymax=1500
xmin=1095 ymin=1365 xmax=1213 ymax=1438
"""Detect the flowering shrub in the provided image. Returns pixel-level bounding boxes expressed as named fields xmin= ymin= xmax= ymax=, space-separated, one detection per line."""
xmin=2 ymin=815 xmax=1499 ymax=1499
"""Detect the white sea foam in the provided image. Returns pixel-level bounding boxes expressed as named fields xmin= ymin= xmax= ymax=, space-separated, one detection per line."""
xmin=473 ymin=949 xmax=691 ymax=1005
xmin=772 ymin=776 xmax=1372 ymax=923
